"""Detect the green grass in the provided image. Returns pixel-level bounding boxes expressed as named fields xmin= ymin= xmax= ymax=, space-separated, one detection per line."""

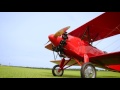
xmin=0 ymin=65 xmax=120 ymax=78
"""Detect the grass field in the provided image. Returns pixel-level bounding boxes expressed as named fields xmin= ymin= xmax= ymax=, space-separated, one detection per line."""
xmin=0 ymin=65 xmax=120 ymax=78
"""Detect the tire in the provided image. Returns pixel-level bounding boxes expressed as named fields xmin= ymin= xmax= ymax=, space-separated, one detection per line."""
xmin=81 ymin=62 xmax=96 ymax=78
xmin=52 ymin=65 xmax=64 ymax=76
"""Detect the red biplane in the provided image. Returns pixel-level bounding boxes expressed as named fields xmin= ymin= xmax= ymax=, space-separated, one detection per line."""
xmin=45 ymin=12 xmax=120 ymax=78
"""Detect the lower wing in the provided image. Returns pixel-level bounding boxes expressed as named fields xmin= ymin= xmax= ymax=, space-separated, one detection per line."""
xmin=90 ymin=51 xmax=120 ymax=72
xmin=50 ymin=59 xmax=82 ymax=66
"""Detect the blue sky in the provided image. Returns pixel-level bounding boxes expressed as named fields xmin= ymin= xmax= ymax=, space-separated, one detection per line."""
xmin=0 ymin=12 xmax=120 ymax=68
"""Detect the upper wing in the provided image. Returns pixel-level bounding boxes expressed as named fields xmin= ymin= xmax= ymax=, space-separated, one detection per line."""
xmin=90 ymin=51 xmax=120 ymax=71
xmin=68 ymin=12 xmax=120 ymax=43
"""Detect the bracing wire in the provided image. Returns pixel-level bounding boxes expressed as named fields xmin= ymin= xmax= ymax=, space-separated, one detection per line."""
xmin=101 ymin=36 xmax=120 ymax=51
xmin=52 ymin=44 xmax=59 ymax=60
xmin=88 ymin=24 xmax=120 ymax=53
xmin=110 ymin=44 xmax=120 ymax=52
xmin=53 ymin=50 xmax=56 ymax=60
xmin=94 ymin=28 xmax=118 ymax=47
xmin=52 ymin=44 xmax=57 ymax=60
xmin=95 ymin=24 xmax=120 ymax=46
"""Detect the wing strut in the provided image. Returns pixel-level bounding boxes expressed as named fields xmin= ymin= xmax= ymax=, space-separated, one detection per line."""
xmin=81 ymin=26 xmax=92 ymax=45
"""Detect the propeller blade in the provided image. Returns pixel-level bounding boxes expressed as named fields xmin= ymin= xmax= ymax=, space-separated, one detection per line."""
xmin=45 ymin=43 xmax=53 ymax=51
xmin=54 ymin=26 xmax=70 ymax=38
xmin=45 ymin=40 xmax=50 ymax=45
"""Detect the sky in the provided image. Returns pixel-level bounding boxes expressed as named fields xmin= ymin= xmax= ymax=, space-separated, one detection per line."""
xmin=0 ymin=12 xmax=120 ymax=69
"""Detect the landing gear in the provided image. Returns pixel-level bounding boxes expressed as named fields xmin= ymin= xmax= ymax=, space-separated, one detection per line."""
xmin=81 ymin=62 xmax=96 ymax=78
xmin=52 ymin=65 xmax=64 ymax=76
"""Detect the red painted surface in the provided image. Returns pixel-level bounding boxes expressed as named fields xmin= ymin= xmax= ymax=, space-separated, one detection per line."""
xmin=84 ymin=54 xmax=89 ymax=63
xmin=69 ymin=12 xmax=120 ymax=42
xmin=46 ymin=12 xmax=120 ymax=72
xmin=59 ymin=58 xmax=65 ymax=70
xmin=48 ymin=34 xmax=120 ymax=72
xmin=48 ymin=34 xmax=103 ymax=62
xmin=107 ymin=65 xmax=120 ymax=72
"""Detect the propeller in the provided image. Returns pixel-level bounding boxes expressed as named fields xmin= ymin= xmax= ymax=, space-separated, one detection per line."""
xmin=45 ymin=26 xmax=70 ymax=45
xmin=44 ymin=40 xmax=50 ymax=45
xmin=54 ymin=26 xmax=70 ymax=38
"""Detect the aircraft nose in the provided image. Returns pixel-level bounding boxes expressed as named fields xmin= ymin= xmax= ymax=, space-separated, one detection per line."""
xmin=48 ymin=34 xmax=54 ymax=42
xmin=48 ymin=34 xmax=59 ymax=46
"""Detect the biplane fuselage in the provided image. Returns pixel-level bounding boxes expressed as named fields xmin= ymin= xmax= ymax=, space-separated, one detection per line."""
xmin=49 ymin=34 xmax=104 ymax=60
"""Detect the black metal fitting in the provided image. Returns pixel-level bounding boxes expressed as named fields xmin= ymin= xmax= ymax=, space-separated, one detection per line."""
xmin=62 ymin=32 xmax=68 ymax=39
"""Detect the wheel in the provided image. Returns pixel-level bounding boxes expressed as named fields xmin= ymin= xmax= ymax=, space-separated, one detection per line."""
xmin=52 ymin=65 xmax=64 ymax=76
xmin=81 ymin=62 xmax=96 ymax=78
